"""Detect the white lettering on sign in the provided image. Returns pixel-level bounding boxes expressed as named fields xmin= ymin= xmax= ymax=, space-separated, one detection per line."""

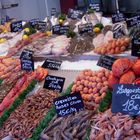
xmin=116 ymin=85 xmax=140 ymax=96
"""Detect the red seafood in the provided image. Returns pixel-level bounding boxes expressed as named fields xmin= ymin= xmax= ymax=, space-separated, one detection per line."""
xmin=119 ymin=71 xmax=136 ymax=84
xmin=132 ymin=59 xmax=140 ymax=76
xmin=112 ymin=58 xmax=132 ymax=77
xmin=134 ymin=78 xmax=140 ymax=84
xmin=108 ymin=73 xmax=119 ymax=88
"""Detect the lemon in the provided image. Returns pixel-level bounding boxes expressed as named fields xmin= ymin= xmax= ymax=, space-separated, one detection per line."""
xmin=24 ymin=28 xmax=30 ymax=32
xmin=93 ymin=27 xmax=101 ymax=33
xmin=3 ymin=29 xmax=8 ymax=33
xmin=0 ymin=38 xmax=7 ymax=43
xmin=59 ymin=19 xmax=64 ymax=24
xmin=22 ymin=35 xmax=29 ymax=40
xmin=46 ymin=31 xmax=52 ymax=36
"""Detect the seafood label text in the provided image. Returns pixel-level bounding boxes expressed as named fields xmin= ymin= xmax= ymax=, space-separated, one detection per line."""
xmin=20 ymin=49 xmax=34 ymax=71
xmin=54 ymin=92 xmax=84 ymax=117
xmin=68 ymin=9 xmax=84 ymax=19
xmin=126 ymin=15 xmax=140 ymax=27
xmin=89 ymin=3 xmax=100 ymax=12
xmin=97 ymin=55 xmax=117 ymax=70
xmin=52 ymin=25 xmax=70 ymax=35
xmin=112 ymin=84 xmax=140 ymax=116
xmin=78 ymin=23 xmax=93 ymax=34
xmin=42 ymin=59 xmax=62 ymax=70
xmin=11 ymin=21 xmax=23 ymax=32
xmin=43 ymin=75 xmax=65 ymax=93
xmin=132 ymin=38 xmax=140 ymax=57
xmin=112 ymin=13 xmax=125 ymax=23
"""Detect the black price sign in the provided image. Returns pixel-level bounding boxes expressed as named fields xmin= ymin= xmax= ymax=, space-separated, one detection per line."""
xmin=43 ymin=75 xmax=65 ymax=92
xmin=11 ymin=21 xmax=23 ymax=32
xmin=112 ymin=13 xmax=125 ymax=23
xmin=29 ymin=19 xmax=39 ymax=27
xmin=89 ymin=3 xmax=100 ymax=12
xmin=97 ymin=55 xmax=117 ymax=70
xmin=78 ymin=23 xmax=93 ymax=34
xmin=42 ymin=59 xmax=62 ymax=70
xmin=52 ymin=25 xmax=70 ymax=35
xmin=37 ymin=21 xmax=47 ymax=31
xmin=131 ymin=38 xmax=140 ymax=57
xmin=68 ymin=9 xmax=84 ymax=19
xmin=51 ymin=8 xmax=57 ymax=16
xmin=126 ymin=15 xmax=140 ymax=27
xmin=54 ymin=92 xmax=84 ymax=117
xmin=112 ymin=84 xmax=140 ymax=116
xmin=20 ymin=49 xmax=34 ymax=71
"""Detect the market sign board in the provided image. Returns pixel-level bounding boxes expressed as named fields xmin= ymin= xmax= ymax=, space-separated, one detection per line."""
xmin=68 ymin=9 xmax=84 ymax=19
xmin=29 ymin=19 xmax=39 ymax=27
xmin=97 ymin=55 xmax=117 ymax=70
xmin=43 ymin=75 xmax=65 ymax=92
xmin=126 ymin=15 xmax=140 ymax=27
xmin=112 ymin=13 xmax=125 ymax=23
xmin=42 ymin=59 xmax=62 ymax=70
xmin=131 ymin=38 xmax=140 ymax=57
xmin=54 ymin=92 xmax=84 ymax=117
xmin=52 ymin=25 xmax=70 ymax=35
xmin=20 ymin=49 xmax=34 ymax=71
xmin=11 ymin=21 xmax=23 ymax=32
xmin=78 ymin=23 xmax=93 ymax=34
xmin=112 ymin=84 xmax=140 ymax=116
xmin=89 ymin=3 xmax=100 ymax=12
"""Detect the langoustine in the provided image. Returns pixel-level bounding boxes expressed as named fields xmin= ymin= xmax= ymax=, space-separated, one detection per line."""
xmin=90 ymin=109 xmax=140 ymax=140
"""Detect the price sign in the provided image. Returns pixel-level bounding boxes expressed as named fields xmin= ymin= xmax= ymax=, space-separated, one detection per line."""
xmin=11 ymin=21 xmax=23 ymax=32
xmin=89 ymin=3 xmax=100 ymax=12
xmin=78 ymin=23 xmax=93 ymax=34
xmin=36 ymin=21 xmax=47 ymax=31
xmin=112 ymin=13 xmax=125 ymax=23
xmin=20 ymin=49 xmax=34 ymax=71
xmin=126 ymin=15 xmax=140 ymax=27
xmin=42 ymin=59 xmax=62 ymax=70
xmin=51 ymin=8 xmax=57 ymax=16
xmin=97 ymin=55 xmax=117 ymax=70
xmin=29 ymin=19 xmax=39 ymax=27
xmin=52 ymin=25 xmax=70 ymax=35
xmin=112 ymin=84 xmax=140 ymax=116
xmin=54 ymin=92 xmax=84 ymax=117
xmin=43 ymin=75 xmax=65 ymax=92
xmin=131 ymin=38 xmax=140 ymax=57
xmin=68 ymin=9 xmax=84 ymax=19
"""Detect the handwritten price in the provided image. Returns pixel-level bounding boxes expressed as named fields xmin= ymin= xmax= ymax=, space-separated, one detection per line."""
xmin=122 ymin=99 xmax=139 ymax=112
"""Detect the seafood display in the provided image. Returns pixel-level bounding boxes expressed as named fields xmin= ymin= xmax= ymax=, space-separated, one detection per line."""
xmin=0 ymin=65 xmax=48 ymax=114
xmin=67 ymin=35 xmax=94 ymax=55
xmin=108 ymin=58 xmax=140 ymax=88
xmin=7 ymin=32 xmax=46 ymax=56
xmin=72 ymin=69 xmax=110 ymax=110
xmin=0 ymin=89 xmax=58 ymax=139
xmin=94 ymin=37 xmax=130 ymax=54
xmin=40 ymin=110 xmax=93 ymax=140
xmin=1 ymin=8 xmax=140 ymax=140
xmin=90 ymin=109 xmax=140 ymax=140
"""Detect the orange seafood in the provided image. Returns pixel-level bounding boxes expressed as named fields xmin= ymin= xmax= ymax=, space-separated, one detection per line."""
xmin=108 ymin=73 xmax=119 ymax=88
xmin=134 ymin=78 xmax=140 ymax=84
xmin=119 ymin=71 xmax=136 ymax=84
xmin=132 ymin=59 xmax=140 ymax=76
xmin=112 ymin=58 xmax=132 ymax=77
